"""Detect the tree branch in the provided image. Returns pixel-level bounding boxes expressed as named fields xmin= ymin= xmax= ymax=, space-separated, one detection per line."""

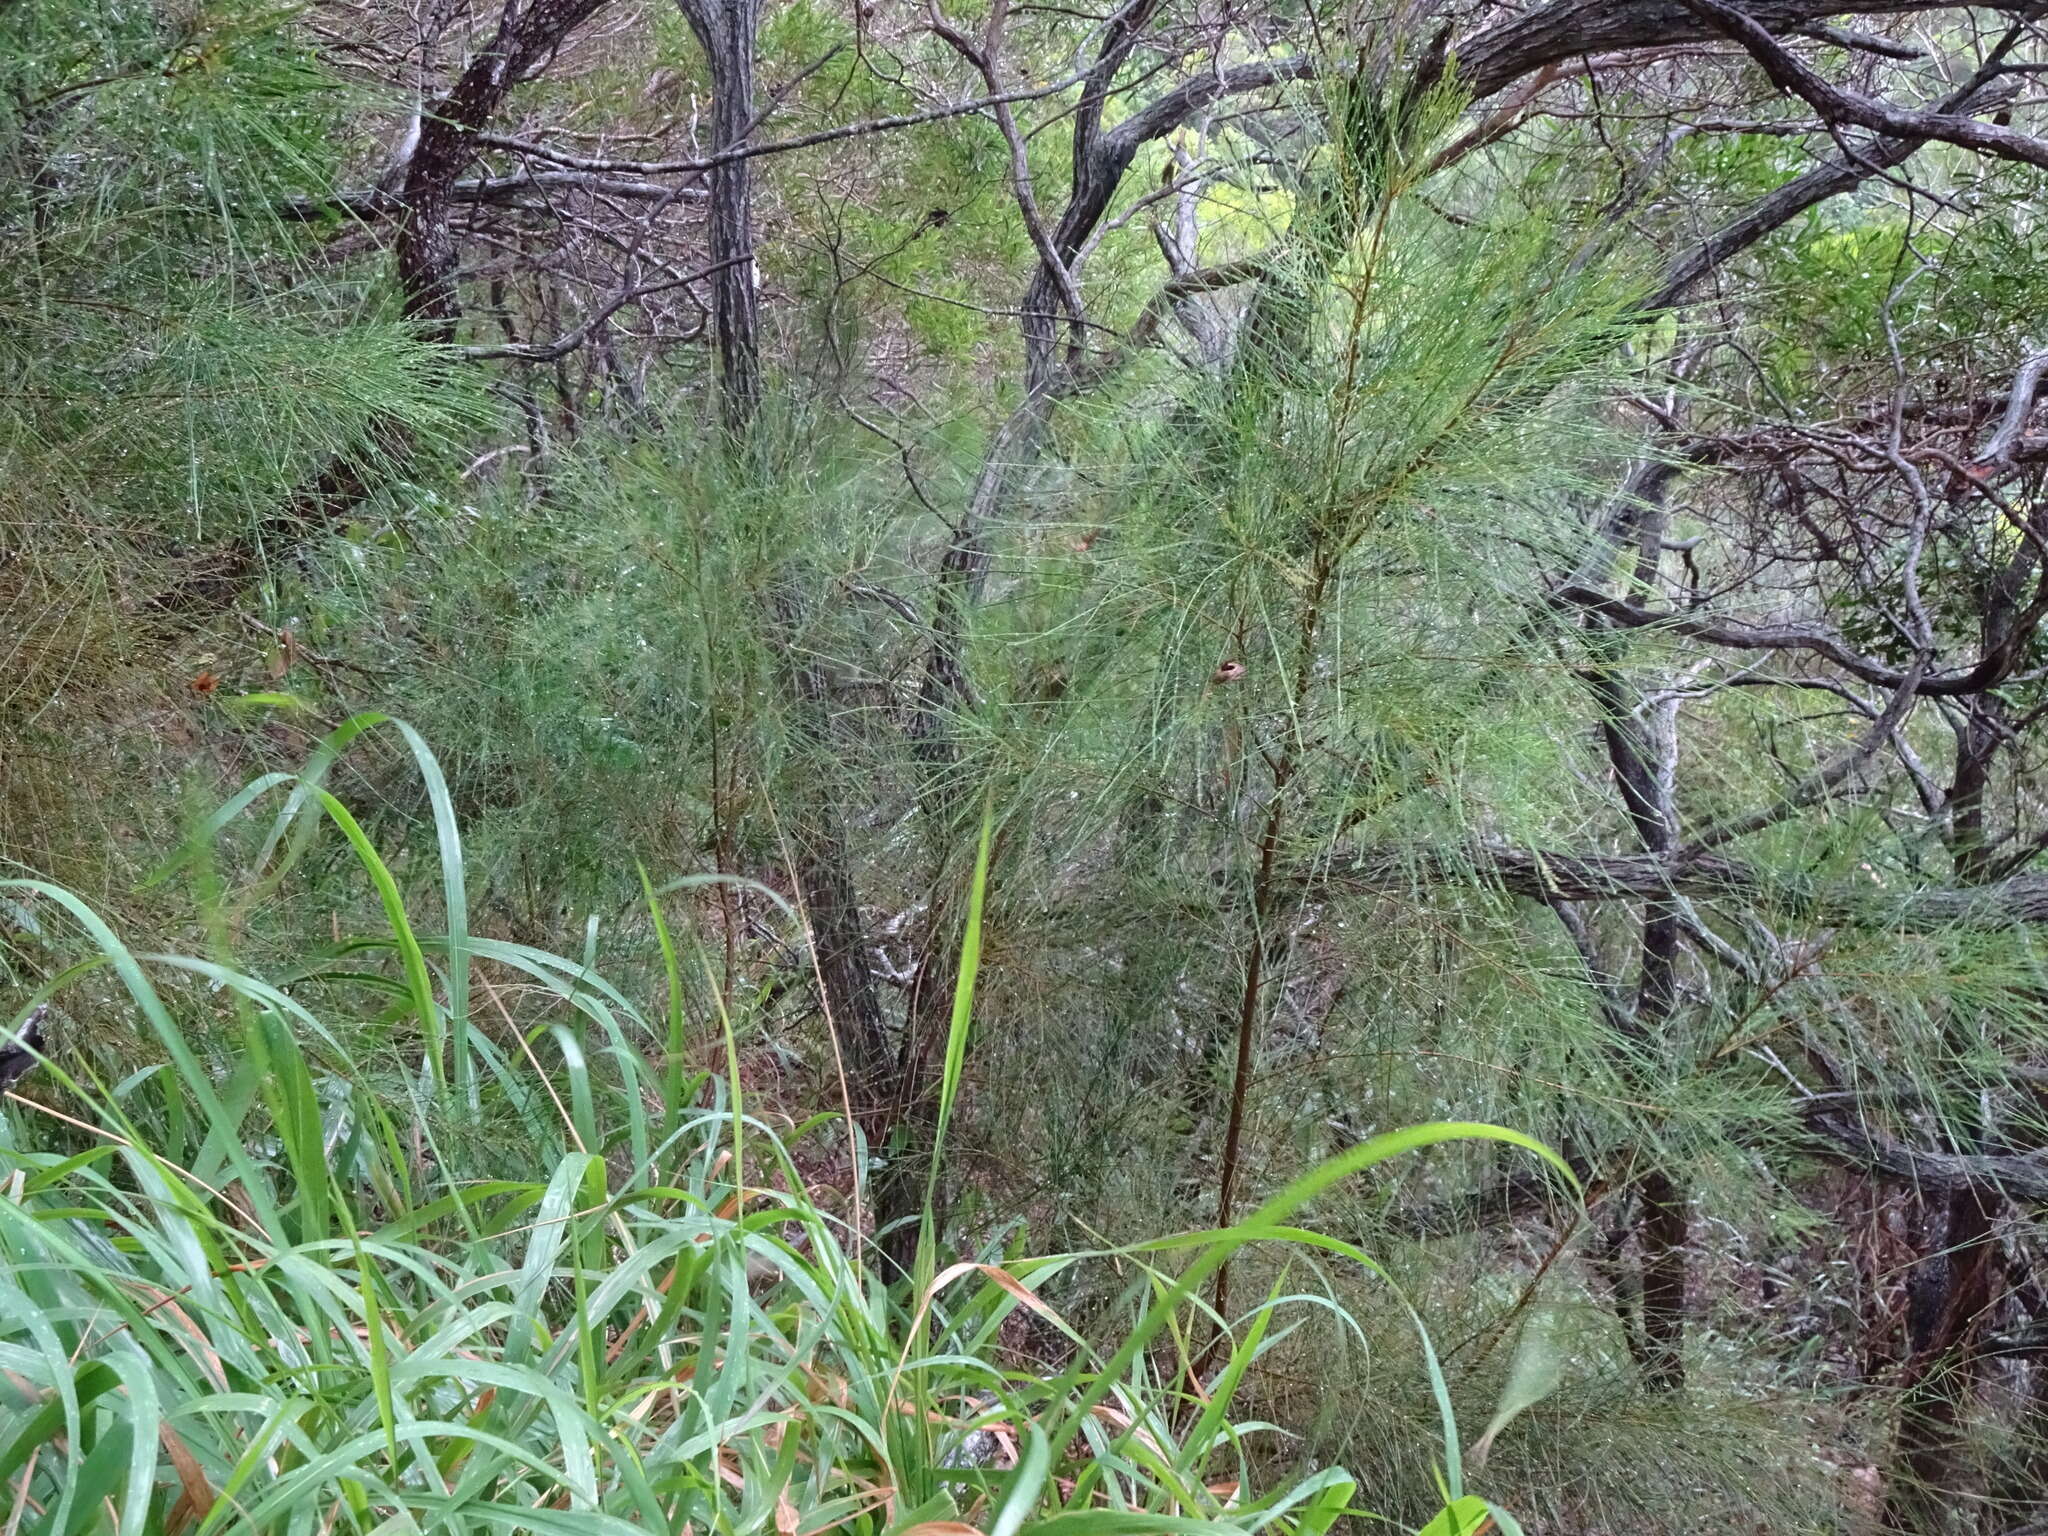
xmin=1806 ymin=1106 xmax=2048 ymax=1204
xmin=1314 ymin=842 xmax=2048 ymax=930
xmin=1679 ymin=0 xmax=2048 ymax=171
xmin=1676 ymin=653 xmax=1928 ymax=857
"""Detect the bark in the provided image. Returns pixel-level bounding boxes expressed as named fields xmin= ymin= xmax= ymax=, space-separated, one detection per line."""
xmin=770 ymin=590 xmax=893 ymax=1262
xmin=878 ymin=396 xmax=1048 ymax=1283
xmin=871 ymin=938 xmax=955 ymax=1282
xmin=792 ymin=828 xmax=889 ymax=1110
xmin=1455 ymin=0 xmax=1976 ymax=103
xmin=1636 ymin=1164 xmax=1690 ymax=1390
xmin=1631 ymin=892 xmax=1689 ymax=1393
xmin=1643 ymin=32 xmax=2018 ymax=313
xmin=1313 ymin=844 xmax=2048 ymax=931
xmin=144 ymin=0 xmax=615 ymax=618
xmin=1015 ymin=0 xmax=1166 ymax=390
xmin=1805 ymin=1109 xmax=2048 ymax=1206
xmin=1879 ymin=692 xmax=2019 ymax=1527
xmin=1682 ymin=0 xmax=2048 ymax=176
xmin=784 ymin=673 xmax=891 ymax=1126
xmin=396 ymin=0 xmax=617 ymax=342
xmin=1883 ymin=1183 xmax=2002 ymax=1532
xmin=1645 ymin=124 xmax=1950 ymax=312
xmin=674 ymin=0 xmax=762 ymax=434
xmin=1584 ymin=647 xmax=1693 ymax=1391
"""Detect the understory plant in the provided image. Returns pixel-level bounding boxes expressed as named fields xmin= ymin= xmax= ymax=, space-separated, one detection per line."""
xmin=0 ymin=720 xmax=1557 ymax=1536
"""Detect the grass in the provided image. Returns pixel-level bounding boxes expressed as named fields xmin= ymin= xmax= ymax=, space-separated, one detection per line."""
xmin=0 ymin=717 xmax=1558 ymax=1536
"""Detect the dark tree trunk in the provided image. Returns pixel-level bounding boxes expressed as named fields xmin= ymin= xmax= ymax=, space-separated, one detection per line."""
xmin=397 ymin=0 xmax=616 ymax=342
xmin=675 ymin=0 xmax=761 ymax=434
xmin=1637 ymin=1163 xmax=1690 ymax=1391
xmin=1584 ymin=579 xmax=1693 ymax=1390
xmin=1884 ymin=1183 xmax=2001 ymax=1532
xmin=1632 ymin=887 xmax=1689 ymax=1391
xmin=864 ymin=0 xmax=1203 ymax=1280
xmin=143 ymin=0 xmax=613 ymax=617
xmin=791 ymin=822 xmax=889 ymax=1117
xmin=871 ymin=941 xmax=956 ymax=1283
xmin=768 ymin=589 xmax=894 ymax=1265
xmin=1882 ymin=696 xmax=2012 ymax=1529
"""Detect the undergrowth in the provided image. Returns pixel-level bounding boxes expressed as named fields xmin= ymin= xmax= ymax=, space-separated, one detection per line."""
xmin=0 ymin=717 xmax=1555 ymax=1535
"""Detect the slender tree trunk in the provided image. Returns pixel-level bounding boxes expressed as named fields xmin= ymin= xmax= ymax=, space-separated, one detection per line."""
xmin=1883 ymin=697 xmax=2010 ymax=1530
xmin=873 ymin=397 xmax=1048 ymax=1283
xmin=1884 ymin=1183 xmax=2000 ymax=1532
xmin=144 ymin=0 xmax=613 ymax=616
xmin=784 ymin=654 xmax=891 ymax=1117
xmin=675 ymin=0 xmax=761 ymax=434
xmin=871 ymin=939 xmax=955 ymax=1281
xmin=1584 ymin=631 xmax=1691 ymax=1391
xmin=1632 ymin=868 xmax=1689 ymax=1389
xmin=768 ymin=589 xmax=894 ymax=1263
xmin=1636 ymin=1163 xmax=1690 ymax=1390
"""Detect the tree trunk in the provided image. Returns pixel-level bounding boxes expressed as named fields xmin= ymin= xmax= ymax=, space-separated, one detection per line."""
xmin=398 ymin=0 xmax=616 ymax=341
xmin=1631 ymin=883 xmax=1689 ymax=1390
xmin=143 ymin=0 xmax=612 ymax=617
xmin=1582 ymin=653 xmax=1692 ymax=1392
xmin=1882 ymin=696 xmax=2011 ymax=1529
xmin=871 ymin=940 xmax=956 ymax=1282
xmin=1636 ymin=1162 xmax=1690 ymax=1391
xmin=1884 ymin=1183 xmax=2000 ymax=1532
xmin=769 ymin=589 xmax=894 ymax=1263
xmin=675 ymin=0 xmax=762 ymax=435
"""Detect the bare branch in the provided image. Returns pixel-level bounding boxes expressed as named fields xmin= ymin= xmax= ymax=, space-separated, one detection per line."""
xmin=1980 ymin=347 xmax=2048 ymax=465
xmin=1806 ymin=1106 xmax=2048 ymax=1203
xmin=1676 ymin=653 xmax=1929 ymax=857
xmin=1680 ymin=0 xmax=2048 ymax=172
xmin=1315 ymin=842 xmax=2048 ymax=930
xmin=459 ymin=251 xmax=746 ymax=360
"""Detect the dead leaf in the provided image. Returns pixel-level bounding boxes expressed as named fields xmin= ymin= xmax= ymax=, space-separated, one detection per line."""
xmin=160 ymin=1424 xmax=215 ymax=1536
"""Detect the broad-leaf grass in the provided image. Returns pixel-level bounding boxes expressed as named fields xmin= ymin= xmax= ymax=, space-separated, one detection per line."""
xmin=0 ymin=724 xmax=1551 ymax=1536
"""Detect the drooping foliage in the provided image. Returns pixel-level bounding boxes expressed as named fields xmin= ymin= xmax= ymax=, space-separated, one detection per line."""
xmin=13 ymin=0 xmax=2048 ymax=1530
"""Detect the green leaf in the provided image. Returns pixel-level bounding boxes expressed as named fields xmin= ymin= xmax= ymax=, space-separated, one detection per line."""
xmin=1469 ymin=1306 xmax=1571 ymax=1469
xmin=1414 ymin=1495 xmax=1494 ymax=1536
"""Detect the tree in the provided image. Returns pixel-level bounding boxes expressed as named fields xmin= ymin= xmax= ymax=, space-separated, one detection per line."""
xmin=21 ymin=0 xmax=2048 ymax=1526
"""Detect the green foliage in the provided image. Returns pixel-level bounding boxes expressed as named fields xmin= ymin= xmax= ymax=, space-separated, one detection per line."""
xmin=0 ymin=724 xmax=1540 ymax=1534
xmin=0 ymin=0 xmax=466 ymax=545
xmin=0 ymin=0 xmax=474 ymax=895
xmin=17 ymin=2 xmax=2048 ymax=1529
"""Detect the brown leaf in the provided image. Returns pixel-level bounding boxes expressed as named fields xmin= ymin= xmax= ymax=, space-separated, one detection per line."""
xmin=160 ymin=1424 xmax=215 ymax=1536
